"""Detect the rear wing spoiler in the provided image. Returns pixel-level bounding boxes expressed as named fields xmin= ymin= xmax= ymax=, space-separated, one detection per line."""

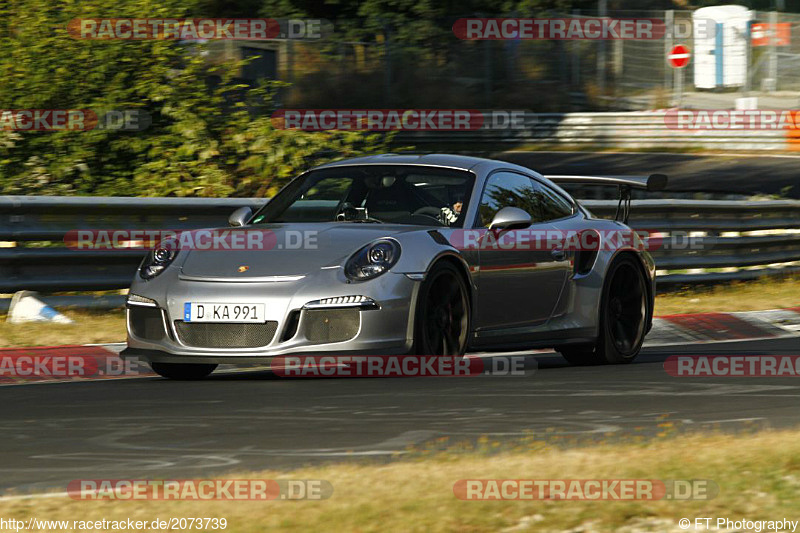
xmin=545 ymin=174 xmax=668 ymax=192
xmin=544 ymin=174 xmax=668 ymax=224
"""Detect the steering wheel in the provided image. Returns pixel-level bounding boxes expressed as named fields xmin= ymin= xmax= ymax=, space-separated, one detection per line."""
xmin=412 ymin=206 xmax=443 ymax=221
xmin=335 ymin=202 xmax=383 ymax=223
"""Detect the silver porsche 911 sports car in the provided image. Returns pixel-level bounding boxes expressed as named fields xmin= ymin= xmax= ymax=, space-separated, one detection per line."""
xmin=122 ymin=154 xmax=666 ymax=379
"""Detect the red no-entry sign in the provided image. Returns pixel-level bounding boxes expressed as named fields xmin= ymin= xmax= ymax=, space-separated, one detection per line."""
xmin=668 ymin=44 xmax=691 ymax=68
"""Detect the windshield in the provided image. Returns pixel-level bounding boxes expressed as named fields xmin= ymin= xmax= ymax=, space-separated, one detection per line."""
xmin=251 ymin=165 xmax=475 ymax=227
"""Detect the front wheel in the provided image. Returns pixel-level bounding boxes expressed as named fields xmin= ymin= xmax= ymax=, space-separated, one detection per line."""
xmin=150 ymin=362 xmax=218 ymax=380
xmin=411 ymin=262 xmax=471 ymax=356
xmin=559 ymin=255 xmax=648 ymax=365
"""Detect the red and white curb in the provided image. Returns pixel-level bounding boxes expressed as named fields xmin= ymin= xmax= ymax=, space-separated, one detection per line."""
xmin=0 ymin=308 xmax=798 ymax=385
xmin=646 ymin=307 xmax=800 ymax=346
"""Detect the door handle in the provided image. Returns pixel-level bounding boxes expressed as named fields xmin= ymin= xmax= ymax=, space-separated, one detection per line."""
xmin=551 ymin=249 xmax=567 ymax=261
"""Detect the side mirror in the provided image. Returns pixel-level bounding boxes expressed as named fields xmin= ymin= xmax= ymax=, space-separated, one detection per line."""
xmin=489 ymin=207 xmax=532 ymax=230
xmin=228 ymin=206 xmax=253 ymax=227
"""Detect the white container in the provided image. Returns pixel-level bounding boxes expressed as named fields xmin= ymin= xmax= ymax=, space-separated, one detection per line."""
xmin=693 ymin=5 xmax=753 ymax=89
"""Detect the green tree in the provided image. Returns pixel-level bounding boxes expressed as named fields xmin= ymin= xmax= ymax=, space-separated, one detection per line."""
xmin=0 ymin=0 xmax=390 ymax=197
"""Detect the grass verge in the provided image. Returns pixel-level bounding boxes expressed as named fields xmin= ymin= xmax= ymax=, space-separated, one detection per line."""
xmin=655 ymin=276 xmax=800 ymax=315
xmin=0 ymin=310 xmax=125 ymax=348
xmin=1 ymin=428 xmax=799 ymax=532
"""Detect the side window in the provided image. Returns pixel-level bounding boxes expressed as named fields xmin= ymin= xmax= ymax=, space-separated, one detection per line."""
xmin=477 ymin=172 xmax=536 ymax=228
xmin=477 ymin=172 xmax=573 ymax=227
xmin=534 ymin=182 xmax=574 ymax=221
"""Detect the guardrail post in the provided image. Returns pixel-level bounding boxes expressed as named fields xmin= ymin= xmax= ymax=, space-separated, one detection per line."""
xmin=768 ymin=10 xmax=778 ymax=92
xmin=597 ymin=0 xmax=607 ymax=97
xmin=664 ymin=11 xmax=673 ymax=96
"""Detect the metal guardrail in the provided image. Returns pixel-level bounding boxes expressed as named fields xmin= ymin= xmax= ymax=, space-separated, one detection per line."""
xmin=0 ymin=196 xmax=259 ymax=292
xmin=584 ymin=199 xmax=800 ymax=284
xmin=394 ymin=112 xmax=800 ymax=151
xmin=0 ymin=196 xmax=798 ymax=296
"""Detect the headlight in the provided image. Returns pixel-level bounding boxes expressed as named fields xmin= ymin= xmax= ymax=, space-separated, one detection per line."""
xmin=345 ymin=239 xmax=401 ymax=281
xmin=139 ymin=245 xmax=178 ymax=280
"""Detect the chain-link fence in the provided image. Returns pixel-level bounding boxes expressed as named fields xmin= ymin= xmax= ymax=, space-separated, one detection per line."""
xmin=750 ymin=11 xmax=800 ymax=91
xmin=226 ymin=9 xmax=800 ymax=112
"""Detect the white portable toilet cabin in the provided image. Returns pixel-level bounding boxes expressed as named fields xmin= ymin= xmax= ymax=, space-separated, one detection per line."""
xmin=693 ymin=5 xmax=753 ymax=89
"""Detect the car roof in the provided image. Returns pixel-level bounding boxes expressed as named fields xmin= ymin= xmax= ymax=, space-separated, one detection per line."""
xmin=311 ymin=153 xmax=526 ymax=173
xmin=301 ymin=153 xmax=576 ymax=212
xmin=307 ymin=153 xmax=575 ymax=200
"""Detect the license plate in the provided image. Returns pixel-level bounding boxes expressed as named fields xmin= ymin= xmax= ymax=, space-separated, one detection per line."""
xmin=184 ymin=303 xmax=265 ymax=323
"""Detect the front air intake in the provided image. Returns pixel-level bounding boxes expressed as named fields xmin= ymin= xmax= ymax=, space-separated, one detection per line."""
xmin=302 ymin=309 xmax=360 ymax=343
xmin=128 ymin=307 xmax=166 ymax=341
xmin=174 ymin=321 xmax=279 ymax=348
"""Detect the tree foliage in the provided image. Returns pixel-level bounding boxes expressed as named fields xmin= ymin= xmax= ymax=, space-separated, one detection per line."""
xmin=0 ymin=0 xmax=390 ymax=197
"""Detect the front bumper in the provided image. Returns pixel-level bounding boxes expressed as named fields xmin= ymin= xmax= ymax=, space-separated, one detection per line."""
xmin=124 ymin=268 xmax=420 ymax=364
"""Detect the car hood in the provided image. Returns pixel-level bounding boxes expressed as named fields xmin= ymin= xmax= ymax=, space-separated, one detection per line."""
xmin=178 ymin=223 xmax=421 ymax=279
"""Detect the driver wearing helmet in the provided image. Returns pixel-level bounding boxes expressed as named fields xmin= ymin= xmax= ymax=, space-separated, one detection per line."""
xmin=439 ymin=193 xmax=464 ymax=226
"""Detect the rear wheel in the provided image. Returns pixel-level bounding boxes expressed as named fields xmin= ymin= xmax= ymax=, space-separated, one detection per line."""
xmin=412 ymin=262 xmax=470 ymax=356
xmin=559 ymin=255 xmax=648 ymax=365
xmin=150 ymin=362 xmax=218 ymax=380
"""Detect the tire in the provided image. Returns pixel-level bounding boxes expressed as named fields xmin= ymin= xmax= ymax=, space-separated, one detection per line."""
xmin=559 ymin=255 xmax=648 ymax=365
xmin=411 ymin=261 xmax=471 ymax=356
xmin=150 ymin=362 xmax=218 ymax=380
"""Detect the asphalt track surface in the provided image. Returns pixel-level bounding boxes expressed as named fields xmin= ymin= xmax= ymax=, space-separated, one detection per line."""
xmin=497 ymin=151 xmax=800 ymax=198
xmin=1 ymin=337 xmax=799 ymax=495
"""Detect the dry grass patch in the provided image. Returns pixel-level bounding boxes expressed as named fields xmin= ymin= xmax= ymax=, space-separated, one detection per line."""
xmin=0 ymin=310 xmax=125 ymax=347
xmin=1 ymin=429 xmax=800 ymax=531
xmin=655 ymin=276 xmax=800 ymax=315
